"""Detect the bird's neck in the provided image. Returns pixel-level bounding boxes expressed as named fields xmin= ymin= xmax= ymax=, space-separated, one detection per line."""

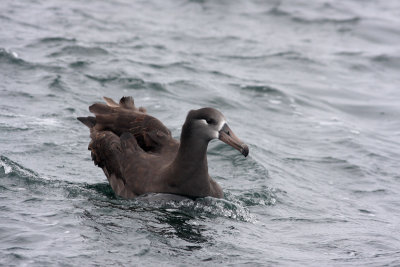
xmin=168 ymin=124 xmax=211 ymax=195
xmin=174 ymin=136 xmax=209 ymax=172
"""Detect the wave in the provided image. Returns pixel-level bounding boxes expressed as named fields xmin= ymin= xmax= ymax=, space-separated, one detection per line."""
xmin=239 ymin=84 xmax=284 ymax=95
xmin=222 ymin=51 xmax=319 ymax=65
xmin=48 ymin=75 xmax=69 ymax=91
xmin=0 ymin=48 xmax=31 ymax=68
xmin=334 ymin=51 xmax=400 ymax=71
xmin=25 ymin=37 xmax=77 ymax=49
xmin=69 ymin=60 xmax=91 ymax=68
xmin=271 ymin=216 xmax=348 ymax=223
xmin=135 ymin=194 xmax=256 ymax=222
xmin=127 ymin=59 xmax=197 ymax=72
xmin=85 ymin=73 xmax=168 ymax=92
xmin=235 ymin=188 xmax=277 ymax=206
xmin=370 ymin=54 xmax=400 ymax=70
xmin=38 ymin=37 xmax=76 ymax=44
xmin=0 ymin=124 xmax=31 ymax=132
xmin=49 ymin=45 xmax=109 ymax=57
xmin=66 ymin=184 xmax=256 ymax=223
xmin=0 ymin=48 xmax=65 ymax=73
xmin=292 ymin=16 xmax=360 ymax=25
xmin=0 ymin=156 xmax=44 ymax=189
xmin=0 ymin=155 xmax=256 ymax=222
xmin=267 ymin=6 xmax=360 ymax=25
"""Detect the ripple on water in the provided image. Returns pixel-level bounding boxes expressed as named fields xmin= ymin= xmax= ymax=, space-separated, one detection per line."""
xmin=0 ymin=48 xmax=64 ymax=73
xmin=26 ymin=37 xmax=77 ymax=49
xmin=47 ymin=75 xmax=69 ymax=91
xmin=0 ymin=123 xmax=31 ymax=132
xmin=0 ymin=48 xmax=33 ymax=69
xmin=2 ymin=1 xmax=400 ymax=265
xmin=38 ymin=37 xmax=76 ymax=44
xmin=267 ymin=5 xmax=360 ymax=25
xmin=370 ymin=54 xmax=400 ymax=70
xmin=0 ymin=155 xmax=252 ymax=225
xmin=49 ymin=45 xmax=109 ymax=57
xmin=239 ymin=84 xmax=284 ymax=95
xmin=0 ymin=156 xmax=39 ymax=181
xmin=73 ymin=185 xmax=256 ymax=223
xmin=235 ymin=189 xmax=277 ymax=206
xmin=69 ymin=60 xmax=91 ymax=69
xmin=85 ymin=73 xmax=168 ymax=92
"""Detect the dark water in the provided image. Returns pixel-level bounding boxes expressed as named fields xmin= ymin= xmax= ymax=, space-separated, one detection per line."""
xmin=1 ymin=0 xmax=400 ymax=266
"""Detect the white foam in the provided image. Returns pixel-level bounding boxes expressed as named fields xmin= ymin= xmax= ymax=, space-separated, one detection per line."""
xmin=269 ymin=99 xmax=282 ymax=105
xmin=0 ymin=160 xmax=12 ymax=174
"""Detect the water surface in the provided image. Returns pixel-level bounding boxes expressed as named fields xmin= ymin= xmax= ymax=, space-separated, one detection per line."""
xmin=1 ymin=0 xmax=400 ymax=266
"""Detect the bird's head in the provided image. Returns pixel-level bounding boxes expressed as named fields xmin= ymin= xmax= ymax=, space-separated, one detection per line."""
xmin=185 ymin=108 xmax=249 ymax=157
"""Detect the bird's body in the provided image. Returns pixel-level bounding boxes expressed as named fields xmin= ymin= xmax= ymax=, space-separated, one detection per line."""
xmin=78 ymin=96 xmax=248 ymax=199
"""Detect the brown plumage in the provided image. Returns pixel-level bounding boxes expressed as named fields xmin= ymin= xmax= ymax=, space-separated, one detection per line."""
xmin=78 ymin=96 xmax=249 ymax=199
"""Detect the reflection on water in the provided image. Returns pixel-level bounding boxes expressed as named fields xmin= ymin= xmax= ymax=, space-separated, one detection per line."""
xmin=154 ymin=209 xmax=209 ymax=246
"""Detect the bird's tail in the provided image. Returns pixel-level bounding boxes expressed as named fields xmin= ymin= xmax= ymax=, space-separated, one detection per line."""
xmin=77 ymin=116 xmax=96 ymax=128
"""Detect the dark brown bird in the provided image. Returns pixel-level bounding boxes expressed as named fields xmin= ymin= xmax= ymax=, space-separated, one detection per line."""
xmin=78 ymin=96 xmax=249 ymax=199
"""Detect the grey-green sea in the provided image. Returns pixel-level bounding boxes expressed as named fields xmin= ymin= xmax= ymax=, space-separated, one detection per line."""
xmin=1 ymin=0 xmax=400 ymax=266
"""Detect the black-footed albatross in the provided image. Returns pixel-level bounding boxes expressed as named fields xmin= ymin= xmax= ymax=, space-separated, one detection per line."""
xmin=78 ymin=96 xmax=249 ymax=199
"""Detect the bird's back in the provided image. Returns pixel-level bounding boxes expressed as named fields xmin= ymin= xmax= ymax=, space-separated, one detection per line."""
xmin=87 ymin=96 xmax=177 ymax=153
xmin=78 ymin=96 xmax=179 ymax=198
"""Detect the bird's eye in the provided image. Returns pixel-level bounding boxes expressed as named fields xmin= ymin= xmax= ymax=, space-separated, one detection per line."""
xmin=206 ymin=119 xmax=215 ymax=124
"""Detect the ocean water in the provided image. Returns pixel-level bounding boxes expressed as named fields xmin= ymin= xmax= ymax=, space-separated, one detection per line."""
xmin=1 ymin=0 xmax=400 ymax=266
